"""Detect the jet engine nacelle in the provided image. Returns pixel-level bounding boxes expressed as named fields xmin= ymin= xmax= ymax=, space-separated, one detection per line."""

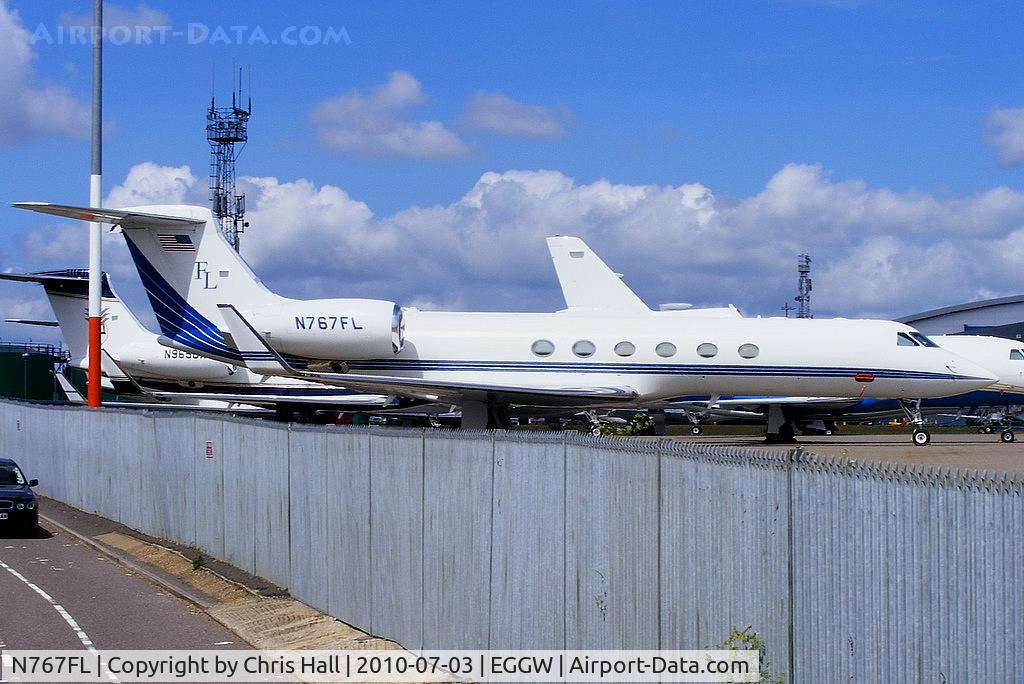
xmin=245 ymin=299 xmax=404 ymax=361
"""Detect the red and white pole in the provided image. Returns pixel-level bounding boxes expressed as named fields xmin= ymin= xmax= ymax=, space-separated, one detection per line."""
xmin=87 ymin=0 xmax=102 ymax=407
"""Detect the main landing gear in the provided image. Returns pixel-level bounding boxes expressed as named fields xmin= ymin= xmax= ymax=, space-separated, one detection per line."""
xmin=900 ymin=399 xmax=930 ymax=446
xmin=765 ymin=405 xmax=797 ymax=444
xmin=461 ymin=401 xmax=513 ymax=430
xmin=677 ymin=409 xmax=705 ymax=436
xmin=680 ymin=396 xmax=718 ymax=438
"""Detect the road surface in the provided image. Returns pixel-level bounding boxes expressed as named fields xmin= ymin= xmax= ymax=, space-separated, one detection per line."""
xmin=0 ymin=522 xmax=242 ymax=650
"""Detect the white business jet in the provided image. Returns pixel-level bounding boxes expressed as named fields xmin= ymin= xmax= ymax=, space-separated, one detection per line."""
xmin=0 ymin=268 xmax=396 ymax=419
xmin=545 ymin=236 xmax=1024 ymax=444
xmin=13 ymin=203 xmax=997 ymax=433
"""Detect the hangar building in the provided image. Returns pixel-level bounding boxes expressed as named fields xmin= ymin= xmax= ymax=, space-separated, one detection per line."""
xmin=898 ymin=295 xmax=1024 ymax=340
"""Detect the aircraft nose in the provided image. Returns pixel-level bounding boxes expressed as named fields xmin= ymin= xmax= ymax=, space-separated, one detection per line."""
xmin=946 ymin=355 xmax=998 ymax=388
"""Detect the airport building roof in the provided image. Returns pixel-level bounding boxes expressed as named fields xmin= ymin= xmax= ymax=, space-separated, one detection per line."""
xmin=898 ymin=295 xmax=1024 ymax=338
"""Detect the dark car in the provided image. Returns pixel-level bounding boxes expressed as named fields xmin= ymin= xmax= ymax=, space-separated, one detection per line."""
xmin=0 ymin=458 xmax=39 ymax=532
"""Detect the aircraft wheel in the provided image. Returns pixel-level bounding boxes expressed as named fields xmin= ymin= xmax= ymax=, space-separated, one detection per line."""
xmin=1000 ymin=430 xmax=1015 ymax=444
xmin=912 ymin=429 xmax=931 ymax=446
xmin=824 ymin=429 xmax=834 ymax=436
xmin=690 ymin=425 xmax=703 ymax=436
xmin=982 ymin=426 xmax=994 ymax=434
xmin=779 ymin=423 xmax=796 ymax=442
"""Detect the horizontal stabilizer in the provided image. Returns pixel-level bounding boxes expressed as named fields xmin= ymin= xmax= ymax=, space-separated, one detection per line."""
xmin=0 ymin=269 xmax=114 ymax=298
xmin=12 ymin=203 xmax=205 ymax=228
xmin=5 ymin=318 xmax=58 ymax=327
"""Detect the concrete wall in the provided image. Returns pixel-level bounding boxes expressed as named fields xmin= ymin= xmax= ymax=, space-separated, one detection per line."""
xmin=3 ymin=401 xmax=1022 ymax=681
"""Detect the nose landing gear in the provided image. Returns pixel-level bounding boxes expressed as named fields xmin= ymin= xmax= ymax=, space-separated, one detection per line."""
xmin=900 ymin=399 xmax=931 ymax=446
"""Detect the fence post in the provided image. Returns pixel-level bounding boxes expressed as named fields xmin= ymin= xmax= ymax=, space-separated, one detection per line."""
xmin=787 ymin=446 xmax=800 ymax=682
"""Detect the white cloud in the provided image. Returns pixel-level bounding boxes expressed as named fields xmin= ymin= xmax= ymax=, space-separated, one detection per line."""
xmin=11 ymin=161 xmax=1024 ymax=329
xmin=309 ymin=71 xmax=470 ymax=160
xmin=0 ymin=162 xmax=200 ymax=340
xmin=59 ymin=3 xmax=170 ymax=31
xmin=104 ymin=162 xmax=200 ymax=207
xmin=985 ymin=106 xmax=1024 ymax=167
xmin=225 ymin=163 xmax=1024 ymax=319
xmin=462 ymin=91 xmax=569 ymax=139
xmin=0 ymin=0 xmax=89 ymax=144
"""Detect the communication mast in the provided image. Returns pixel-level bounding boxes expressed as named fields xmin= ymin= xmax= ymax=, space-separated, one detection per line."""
xmin=795 ymin=253 xmax=812 ymax=319
xmin=207 ymin=72 xmax=251 ymax=252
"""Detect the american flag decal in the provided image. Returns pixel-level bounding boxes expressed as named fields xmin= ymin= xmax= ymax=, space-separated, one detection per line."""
xmin=157 ymin=233 xmax=196 ymax=252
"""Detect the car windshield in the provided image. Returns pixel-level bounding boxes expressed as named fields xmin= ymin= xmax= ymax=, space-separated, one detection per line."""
xmin=0 ymin=465 xmax=25 ymax=486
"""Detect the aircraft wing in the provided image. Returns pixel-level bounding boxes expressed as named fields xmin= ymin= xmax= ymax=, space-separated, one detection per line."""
xmin=104 ymin=356 xmax=394 ymax=408
xmin=218 ymin=304 xmax=639 ymax=407
xmin=5 ymin=319 xmax=59 ymax=327
xmin=665 ymin=396 xmax=858 ymax=410
xmin=714 ymin=396 xmax=857 ymax=407
xmin=55 ymin=374 xmax=85 ymax=403
xmin=132 ymin=387 xmax=393 ymax=408
xmin=987 ymin=382 xmax=1024 ymax=393
xmin=12 ymin=203 xmax=204 ymax=229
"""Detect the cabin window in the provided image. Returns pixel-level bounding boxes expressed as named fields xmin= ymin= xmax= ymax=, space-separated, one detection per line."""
xmin=910 ymin=332 xmax=939 ymax=348
xmin=572 ymin=340 xmax=596 ymax=357
xmin=897 ymin=332 xmax=919 ymax=347
xmin=1011 ymin=350 xmax=1024 ymax=361
xmin=696 ymin=342 xmax=718 ymax=358
xmin=614 ymin=341 xmax=636 ymax=357
xmin=655 ymin=342 xmax=677 ymax=358
xmin=738 ymin=343 xmax=760 ymax=359
xmin=531 ymin=339 xmax=555 ymax=357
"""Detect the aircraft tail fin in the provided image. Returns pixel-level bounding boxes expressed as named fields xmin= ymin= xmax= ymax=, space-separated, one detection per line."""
xmin=13 ymin=202 xmax=277 ymax=362
xmin=0 ymin=268 xmax=152 ymax=365
xmin=545 ymin=236 xmax=650 ymax=314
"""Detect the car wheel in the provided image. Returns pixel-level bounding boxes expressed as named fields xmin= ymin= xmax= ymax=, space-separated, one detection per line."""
xmin=1000 ymin=430 xmax=1015 ymax=444
xmin=690 ymin=425 xmax=702 ymax=436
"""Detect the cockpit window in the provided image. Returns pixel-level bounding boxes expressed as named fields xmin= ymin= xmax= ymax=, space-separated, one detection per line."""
xmin=909 ymin=332 xmax=939 ymax=348
xmin=1011 ymin=350 xmax=1024 ymax=361
xmin=897 ymin=332 xmax=919 ymax=347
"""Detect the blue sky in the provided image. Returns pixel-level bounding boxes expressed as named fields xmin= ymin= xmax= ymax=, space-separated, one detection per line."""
xmin=3 ymin=0 xmax=1024 ymax=346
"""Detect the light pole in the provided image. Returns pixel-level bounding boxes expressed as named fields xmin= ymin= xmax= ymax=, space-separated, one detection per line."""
xmin=87 ymin=0 xmax=103 ymax=407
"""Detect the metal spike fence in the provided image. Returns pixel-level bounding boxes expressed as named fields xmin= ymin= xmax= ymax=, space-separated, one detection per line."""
xmin=2 ymin=400 xmax=1021 ymax=682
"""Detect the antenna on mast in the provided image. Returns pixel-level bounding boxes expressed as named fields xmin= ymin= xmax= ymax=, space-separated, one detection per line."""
xmin=206 ymin=68 xmax=251 ymax=252
xmin=795 ymin=253 xmax=812 ymax=319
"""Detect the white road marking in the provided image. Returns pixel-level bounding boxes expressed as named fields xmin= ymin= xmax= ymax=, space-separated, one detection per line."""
xmin=0 ymin=557 xmax=118 ymax=682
